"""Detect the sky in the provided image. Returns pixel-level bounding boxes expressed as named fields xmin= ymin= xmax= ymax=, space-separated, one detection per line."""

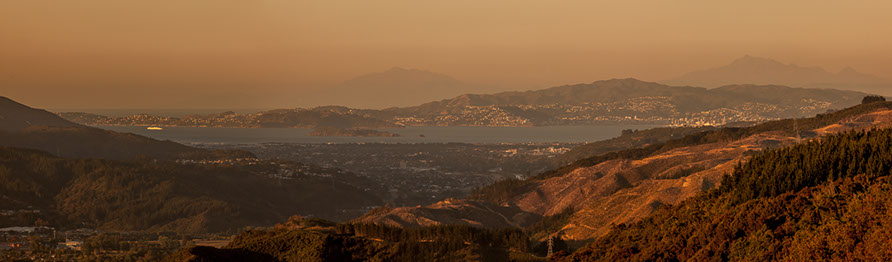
xmin=2 ymin=0 xmax=892 ymax=109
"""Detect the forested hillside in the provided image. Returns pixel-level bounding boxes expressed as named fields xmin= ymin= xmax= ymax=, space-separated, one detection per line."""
xmin=567 ymin=128 xmax=892 ymax=261
xmin=475 ymin=100 xmax=892 ymax=203
xmin=386 ymin=100 xmax=892 ymax=240
xmin=0 ymin=97 xmax=385 ymax=233
xmin=0 ymin=147 xmax=382 ymax=233
xmin=166 ymin=216 xmax=540 ymax=262
xmin=347 ymin=101 xmax=892 ymax=241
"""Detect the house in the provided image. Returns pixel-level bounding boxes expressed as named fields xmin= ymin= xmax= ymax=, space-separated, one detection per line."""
xmin=62 ymin=240 xmax=82 ymax=250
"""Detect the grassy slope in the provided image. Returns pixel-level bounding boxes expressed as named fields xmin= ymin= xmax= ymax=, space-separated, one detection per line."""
xmin=567 ymin=128 xmax=892 ymax=261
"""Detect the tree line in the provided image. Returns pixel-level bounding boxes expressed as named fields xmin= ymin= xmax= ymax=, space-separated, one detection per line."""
xmin=567 ymin=127 xmax=892 ymax=261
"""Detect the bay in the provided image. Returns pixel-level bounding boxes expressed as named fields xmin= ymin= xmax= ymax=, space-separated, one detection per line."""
xmin=97 ymin=125 xmax=661 ymax=145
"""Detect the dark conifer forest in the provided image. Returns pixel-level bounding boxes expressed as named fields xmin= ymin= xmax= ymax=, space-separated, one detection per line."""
xmin=567 ymin=128 xmax=892 ymax=261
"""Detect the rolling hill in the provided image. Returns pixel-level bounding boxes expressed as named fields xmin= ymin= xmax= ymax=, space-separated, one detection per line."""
xmin=400 ymin=78 xmax=866 ymax=112
xmin=0 ymin=97 xmax=384 ymax=233
xmin=384 ymin=78 xmax=869 ymax=126
xmin=567 ymin=127 xmax=892 ymax=261
xmin=60 ymin=79 xmax=873 ymax=128
xmin=0 ymin=146 xmax=383 ymax=233
xmin=166 ymin=109 xmax=892 ymax=260
xmin=0 ymin=96 xmax=248 ymax=160
xmin=357 ymin=100 xmax=892 ymax=242
xmin=0 ymin=96 xmax=79 ymax=132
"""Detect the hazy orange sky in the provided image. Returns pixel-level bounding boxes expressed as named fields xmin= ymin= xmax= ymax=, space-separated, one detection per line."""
xmin=2 ymin=0 xmax=892 ymax=109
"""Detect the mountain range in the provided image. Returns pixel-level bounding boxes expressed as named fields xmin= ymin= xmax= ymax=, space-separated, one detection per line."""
xmin=668 ymin=55 xmax=892 ymax=95
xmin=61 ymin=79 xmax=872 ymax=128
xmin=380 ymin=78 xmax=869 ymax=126
xmin=400 ymin=78 xmax=864 ymax=111
xmin=302 ymin=57 xmax=890 ymax=110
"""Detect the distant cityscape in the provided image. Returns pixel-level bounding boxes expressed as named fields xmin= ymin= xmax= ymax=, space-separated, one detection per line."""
xmin=392 ymin=96 xmax=819 ymax=126
xmin=202 ymin=143 xmax=575 ymax=206
xmin=57 ymin=96 xmax=839 ymax=129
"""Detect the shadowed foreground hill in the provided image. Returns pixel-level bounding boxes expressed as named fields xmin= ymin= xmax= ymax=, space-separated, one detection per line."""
xmin=0 ymin=146 xmax=382 ymax=233
xmin=0 ymin=97 xmax=382 ymax=233
xmin=0 ymin=96 xmax=78 ymax=132
xmin=567 ymin=128 xmax=892 ymax=261
xmin=0 ymin=96 xmax=249 ymax=160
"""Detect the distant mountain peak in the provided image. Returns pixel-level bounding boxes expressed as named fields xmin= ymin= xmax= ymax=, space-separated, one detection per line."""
xmin=309 ymin=68 xmax=481 ymax=109
xmin=728 ymin=55 xmax=785 ymax=67
xmin=384 ymin=66 xmax=419 ymax=73
xmin=669 ymin=56 xmax=891 ymax=95
xmin=348 ymin=67 xmax=456 ymax=82
xmin=837 ymin=66 xmax=864 ymax=76
xmin=593 ymin=78 xmax=655 ymax=85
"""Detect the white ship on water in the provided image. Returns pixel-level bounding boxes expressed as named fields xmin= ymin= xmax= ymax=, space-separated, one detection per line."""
xmin=146 ymin=126 xmax=163 ymax=130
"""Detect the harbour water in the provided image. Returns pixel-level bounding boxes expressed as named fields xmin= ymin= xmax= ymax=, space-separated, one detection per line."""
xmin=97 ymin=125 xmax=661 ymax=145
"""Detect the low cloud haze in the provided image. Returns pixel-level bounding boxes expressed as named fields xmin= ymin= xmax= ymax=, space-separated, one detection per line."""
xmin=3 ymin=0 xmax=892 ymax=109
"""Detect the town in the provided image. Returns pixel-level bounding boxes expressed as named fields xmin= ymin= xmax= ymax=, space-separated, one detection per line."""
xmin=58 ymin=96 xmax=838 ymax=129
xmin=201 ymin=142 xmax=577 ymax=206
xmin=0 ymin=226 xmax=228 ymax=261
